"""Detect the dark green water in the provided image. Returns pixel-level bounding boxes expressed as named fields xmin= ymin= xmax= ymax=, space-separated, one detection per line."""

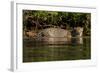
xmin=23 ymin=37 xmax=91 ymax=62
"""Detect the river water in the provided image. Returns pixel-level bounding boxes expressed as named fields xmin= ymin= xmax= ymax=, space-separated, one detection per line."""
xmin=23 ymin=37 xmax=91 ymax=62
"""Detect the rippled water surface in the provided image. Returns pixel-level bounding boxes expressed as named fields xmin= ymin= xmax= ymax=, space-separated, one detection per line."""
xmin=23 ymin=37 xmax=91 ymax=62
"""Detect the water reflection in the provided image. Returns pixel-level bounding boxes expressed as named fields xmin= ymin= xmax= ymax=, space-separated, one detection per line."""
xmin=23 ymin=37 xmax=91 ymax=62
xmin=71 ymin=37 xmax=83 ymax=45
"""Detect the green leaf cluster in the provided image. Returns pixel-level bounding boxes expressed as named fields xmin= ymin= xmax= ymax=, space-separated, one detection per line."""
xmin=23 ymin=10 xmax=91 ymax=36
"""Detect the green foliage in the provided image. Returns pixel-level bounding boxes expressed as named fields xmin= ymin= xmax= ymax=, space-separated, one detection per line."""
xmin=23 ymin=10 xmax=91 ymax=36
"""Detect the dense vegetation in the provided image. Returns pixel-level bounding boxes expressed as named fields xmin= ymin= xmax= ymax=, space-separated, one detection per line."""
xmin=23 ymin=10 xmax=91 ymax=36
